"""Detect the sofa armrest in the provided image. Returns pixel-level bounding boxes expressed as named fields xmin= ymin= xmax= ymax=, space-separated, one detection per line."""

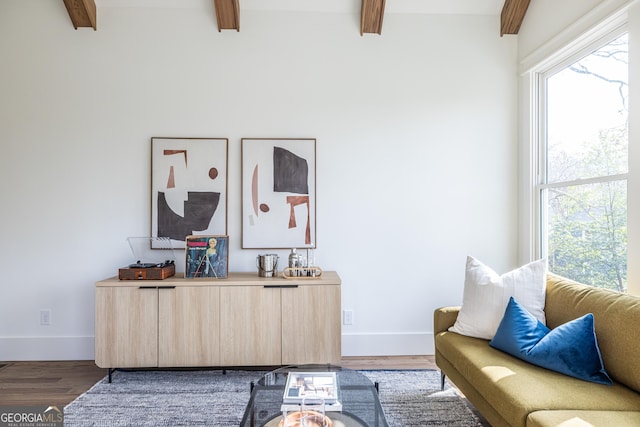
xmin=434 ymin=306 xmax=460 ymax=335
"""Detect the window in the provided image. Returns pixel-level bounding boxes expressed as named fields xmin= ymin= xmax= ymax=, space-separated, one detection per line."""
xmin=537 ymin=32 xmax=628 ymax=292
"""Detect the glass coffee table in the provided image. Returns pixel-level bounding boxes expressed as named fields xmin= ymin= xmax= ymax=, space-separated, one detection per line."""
xmin=240 ymin=365 xmax=389 ymax=427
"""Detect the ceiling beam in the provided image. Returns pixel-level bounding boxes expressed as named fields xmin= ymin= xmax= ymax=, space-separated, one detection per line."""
xmin=214 ymin=0 xmax=240 ymax=32
xmin=500 ymin=0 xmax=530 ymax=36
xmin=361 ymin=0 xmax=386 ymax=36
xmin=63 ymin=0 xmax=96 ymax=30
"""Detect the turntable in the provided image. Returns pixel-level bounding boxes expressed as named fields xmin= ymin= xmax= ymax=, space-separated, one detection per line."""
xmin=118 ymin=237 xmax=177 ymax=280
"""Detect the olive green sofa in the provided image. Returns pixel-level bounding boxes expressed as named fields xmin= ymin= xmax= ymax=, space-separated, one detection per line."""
xmin=434 ymin=273 xmax=640 ymax=427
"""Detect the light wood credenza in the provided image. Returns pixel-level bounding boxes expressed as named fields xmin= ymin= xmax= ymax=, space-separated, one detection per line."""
xmin=95 ymin=271 xmax=341 ymax=380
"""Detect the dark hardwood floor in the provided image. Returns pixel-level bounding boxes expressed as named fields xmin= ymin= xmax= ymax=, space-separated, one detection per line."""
xmin=0 ymin=360 xmax=106 ymax=406
xmin=0 ymin=356 xmax=437 ymax=407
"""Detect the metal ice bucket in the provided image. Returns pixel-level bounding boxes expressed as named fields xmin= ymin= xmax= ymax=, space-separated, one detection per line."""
xmin=257 ymin=254 xmax=279 ymax=277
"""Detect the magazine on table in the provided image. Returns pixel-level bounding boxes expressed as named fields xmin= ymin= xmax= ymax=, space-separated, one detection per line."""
xmin=282 ymin=372 xmax=339 ymax=405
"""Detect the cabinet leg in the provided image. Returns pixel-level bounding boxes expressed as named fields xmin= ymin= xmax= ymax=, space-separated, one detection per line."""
xmin=108 ymin=368 xmax=113 ymax=383
xmin=374 ymin=381 xmax=379 ymax=393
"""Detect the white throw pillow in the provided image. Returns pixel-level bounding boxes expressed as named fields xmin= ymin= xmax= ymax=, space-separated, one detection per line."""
xmin=449 ymin=256 xmax=547 ymax=340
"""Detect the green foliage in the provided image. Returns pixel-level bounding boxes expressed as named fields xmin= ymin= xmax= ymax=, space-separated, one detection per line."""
xmin=547 ymin=127 xmax=627 ymax=292
xmin=545 ymin=34 xmax=628 ymax=292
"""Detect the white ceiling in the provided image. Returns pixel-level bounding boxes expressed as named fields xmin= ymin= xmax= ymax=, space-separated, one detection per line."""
xmin=95 ymin=0 xmax=505 ymax=15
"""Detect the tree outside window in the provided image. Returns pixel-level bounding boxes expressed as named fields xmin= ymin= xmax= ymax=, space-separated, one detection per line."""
xmin=540 ymin=33 xmax=628 ymax=292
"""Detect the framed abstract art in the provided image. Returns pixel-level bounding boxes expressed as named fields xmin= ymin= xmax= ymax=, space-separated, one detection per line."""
xmin=241 ymin=138 xmax=316 ymax=249
xmin=151 ymin=137 xmax=228 ymax=248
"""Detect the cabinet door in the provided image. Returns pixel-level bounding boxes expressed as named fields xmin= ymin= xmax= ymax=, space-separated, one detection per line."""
xmin=158 ymin=286 xmax=220 ymax=367
xmin=95 ymin=286 xmax=158 ymax=368
xmin=281 ymin=285 xmax=341 ymax=365
xmin=219 ymin=286 xmax=282 ymax=366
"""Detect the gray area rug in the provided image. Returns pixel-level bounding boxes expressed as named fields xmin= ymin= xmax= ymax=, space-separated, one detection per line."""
xmin=64 ymin=369 xmax=484 ymax=426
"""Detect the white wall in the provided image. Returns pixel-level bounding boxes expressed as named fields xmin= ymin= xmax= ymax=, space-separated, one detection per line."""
xmin=517 ymin=0 xmax=605 ymax=62
xmin=0 ymin=1 xmax=518 ymax=360
xmin=516 ymin=0 xmax=640 ymax=296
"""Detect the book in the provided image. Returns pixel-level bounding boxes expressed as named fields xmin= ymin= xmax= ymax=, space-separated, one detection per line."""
xmin=282 ymin=372 xmax=338 ymax=405
xmin=280 ymin=401 xmax=343 ymax=413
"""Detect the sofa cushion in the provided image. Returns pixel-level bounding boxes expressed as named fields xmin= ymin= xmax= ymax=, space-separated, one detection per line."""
xmin=545 ymin=273 xmax=640 ymax=393
xmin=449 ymin=256 xmax=546 ymax=340
xmin=435 ymin=330 xmax=640 ymax=427
xmin=490 ymin=297 xmax=611 ymax=385
xmin=526 ymin=410 xmax=640 ymax=427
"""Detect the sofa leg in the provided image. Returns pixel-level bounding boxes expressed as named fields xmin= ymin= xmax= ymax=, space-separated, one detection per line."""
xmin=440 ymin=371 xmax=445 ymax=390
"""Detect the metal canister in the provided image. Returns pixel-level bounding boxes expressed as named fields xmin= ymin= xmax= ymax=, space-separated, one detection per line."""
xmin=257 ymin=254 xmax=278 ymax=277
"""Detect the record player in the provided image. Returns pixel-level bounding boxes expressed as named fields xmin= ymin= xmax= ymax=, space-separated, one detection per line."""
xmin=118 ymin=237 xmax=177 ymax=280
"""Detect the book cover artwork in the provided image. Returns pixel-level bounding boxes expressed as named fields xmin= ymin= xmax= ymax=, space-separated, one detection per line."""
xmin=185 ymin=235 xmax=228 ymax=278
xmin=283 ymin=372 xmax=338 ymax=404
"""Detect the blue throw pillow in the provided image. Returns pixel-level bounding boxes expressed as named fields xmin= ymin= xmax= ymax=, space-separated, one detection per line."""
xmin=490 ymin=297 xmax=612 ymax=385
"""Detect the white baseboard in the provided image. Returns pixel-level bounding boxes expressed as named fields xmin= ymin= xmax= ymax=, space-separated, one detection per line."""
xmin=341 ymin=332 xmax=435 ymax=357
xmin=0 ymin=337 xmax=95 ymax=361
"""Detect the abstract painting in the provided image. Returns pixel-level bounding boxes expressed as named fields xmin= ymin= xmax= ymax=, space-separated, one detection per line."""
xmin=151 ymin=137 xmax=228 ymax=248
xmin=242 ymin=138 xmax=316 ymax=249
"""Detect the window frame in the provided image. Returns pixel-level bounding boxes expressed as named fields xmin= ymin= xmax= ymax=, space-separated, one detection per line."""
xmin=533 ymin=25 xmax=629 ymax=263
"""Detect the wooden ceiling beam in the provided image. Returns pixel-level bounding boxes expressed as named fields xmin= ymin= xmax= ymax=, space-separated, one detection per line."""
xmin=63 ymin=0 xmax=96 ymax=30
xmin=214 ymin=0 xmax=240 ymax=32
xmin=361 ymin=0 xmax=386 ymax=36
xmin=500 ymin=0 xmax=531 ymax=36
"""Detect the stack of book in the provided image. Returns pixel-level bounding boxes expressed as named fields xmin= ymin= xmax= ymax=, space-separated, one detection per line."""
xmin=281 ymin=371 xmax=342 ymax=412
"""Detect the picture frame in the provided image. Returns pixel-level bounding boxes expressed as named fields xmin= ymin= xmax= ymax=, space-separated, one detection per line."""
xmin=241 ymin=138 xmax=316 ymax=249
xmin=151 ymin=137 xmax=228 ymax=248
xmin=185 ymin=235 xmax=229 ymax=278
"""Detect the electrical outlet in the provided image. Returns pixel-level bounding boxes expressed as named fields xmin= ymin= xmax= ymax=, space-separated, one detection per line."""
xmin=343 ymin=309 xmax=354 ymax=325
xmin=40 ymin=309 xmax=51 ymax=326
